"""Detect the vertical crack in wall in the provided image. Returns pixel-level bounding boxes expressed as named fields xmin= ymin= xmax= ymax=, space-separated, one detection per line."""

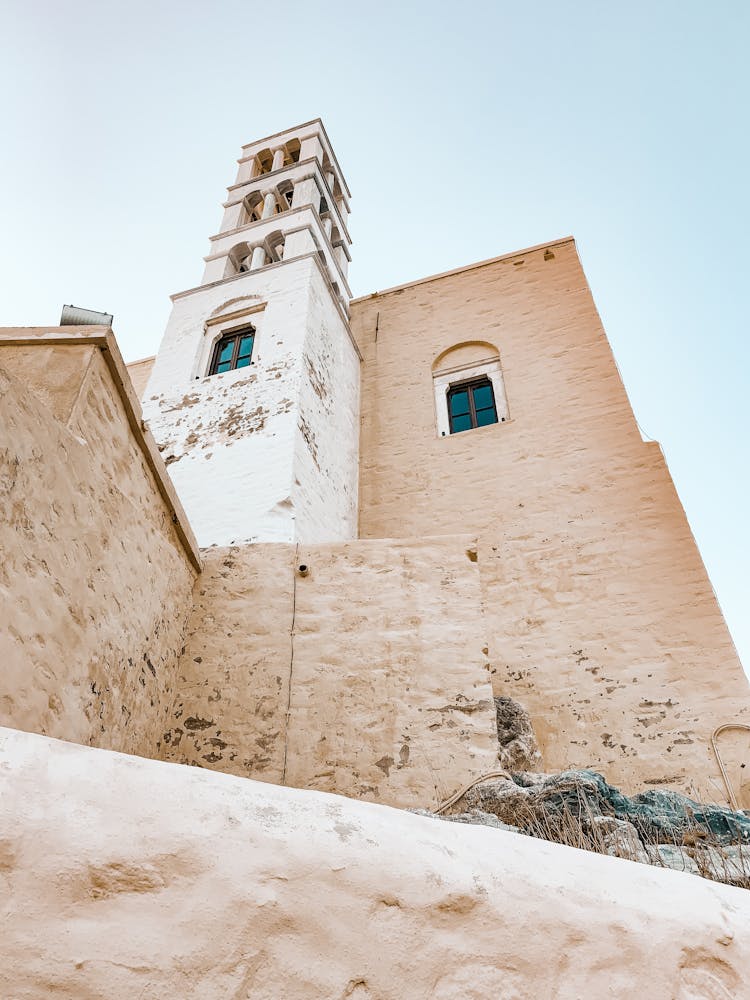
xmin=281 ymin=542 xmax=300 ymax=784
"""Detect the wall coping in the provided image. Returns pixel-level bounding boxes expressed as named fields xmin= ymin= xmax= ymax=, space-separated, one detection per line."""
xmin=169 ymin=253 xmax=361 ymax=360
xmin=0 ymin=327 xmax=202 ymax=573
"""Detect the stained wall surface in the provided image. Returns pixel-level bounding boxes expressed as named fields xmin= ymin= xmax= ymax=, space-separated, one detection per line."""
xmin=3 ymin=726 xmax=750 ymax=1000
xmin=143 ymin=256 xmax=359 ymax=546
xmin=125 ymin=355 xmax=154 ymax=398
xmin=352 ymin=240 xmax=750 ymax=804
xmin=0 ymin=335 xmax=197 ymax=755
xmin=162 ymin=538 xmax=499 ymax=809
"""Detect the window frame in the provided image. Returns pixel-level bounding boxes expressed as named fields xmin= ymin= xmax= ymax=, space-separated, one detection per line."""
xmin=208 ymin=326 xmax=256 ymax=376
xmin=447 ymin=376 xmax=498 ymax=434
xmin=432 ymin=353 xmax=510 ymax=438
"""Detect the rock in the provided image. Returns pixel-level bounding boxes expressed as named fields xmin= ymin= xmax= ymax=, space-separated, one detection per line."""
xmin=420 ymin=768 xmax=750 ymax=889
xmin=462 ymin=776 xmax=531 ymax=824
xmin=511 ymin=771 xmax=551 ymax=788
xmin=500 ymin=768 xmax=750 ymax=847
xmin=647 ymin=845 xmax=701 ymax=876
xmin=531 ymin=770 xmax=618 ymax=819
xmin=697 ymin=846 xmax=750 ymax=888
xmin=622 ymin=789 xmax=750 ymax=846
xmin=590 ymin=815 xmax=650 ymax=864
xmin=494 ymin=697 xmax=543 ymax=771
xmin=410 ymin=806 xmax=523 ymax=834
xmin=443 ymin=811 xmax=522 ymax=834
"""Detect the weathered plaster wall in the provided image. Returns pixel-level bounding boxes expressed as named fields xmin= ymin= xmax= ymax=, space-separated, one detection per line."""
xmin=352 ymin=241 xmax=750 ymax=804
xmin=125 ymin=355 xmax=154 ymax=398
xmin=163 ymin=538 xmax=498 ymax=809
xmin=292 ymin=262 xmax=359 ymax=540
xmin=143 ymin=256 xmax=359 ymax=546
xmin=3 ymin=727 xmax=750 ymax=999
xmin=0 ymin=338 xmax=197 ymax=755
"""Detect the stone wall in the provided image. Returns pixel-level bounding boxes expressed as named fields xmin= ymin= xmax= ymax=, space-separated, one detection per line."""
xmin=3 ymin=726 xmax=749 ymax=999
xmin=351 ymin=241 xmax=750 ymax=804
xmin=0 ymin=330 xmax=198 ymax=756
xmin=162 ymin=538 xmax=499 ymax=809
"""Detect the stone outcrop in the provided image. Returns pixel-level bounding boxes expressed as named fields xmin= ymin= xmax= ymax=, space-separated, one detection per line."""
xmin=3 ymin=726 xmax=750 ymax=999
xmin=493 ymin=696 xmax=543 ymax=770
xmin=427 ymin=768 xmax=750 ymax=887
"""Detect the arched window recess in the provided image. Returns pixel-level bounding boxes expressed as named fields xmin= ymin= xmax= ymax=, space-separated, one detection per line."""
xmin=432 ymin=342 xmax=510 ymax=437
xmin=242 ymin=192 xmax=263 ymax=225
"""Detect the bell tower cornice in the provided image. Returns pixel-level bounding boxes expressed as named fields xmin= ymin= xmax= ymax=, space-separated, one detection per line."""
xmin=200 ymin=119 xmax=351 ymax=316
xmin=236 ymin=118 xmax=351 ymax=198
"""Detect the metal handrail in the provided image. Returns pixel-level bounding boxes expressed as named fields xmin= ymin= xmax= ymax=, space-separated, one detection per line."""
xmin=711 ymin=724 xmax=750 ymax=810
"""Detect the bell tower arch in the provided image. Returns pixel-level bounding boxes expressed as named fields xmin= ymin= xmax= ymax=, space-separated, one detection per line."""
xmin=143 ymin=120 xmax=359 ymax=545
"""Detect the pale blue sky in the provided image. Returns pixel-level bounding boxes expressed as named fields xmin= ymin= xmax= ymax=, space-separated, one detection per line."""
xmin=2 ymin=1 xmax=748 ymax=670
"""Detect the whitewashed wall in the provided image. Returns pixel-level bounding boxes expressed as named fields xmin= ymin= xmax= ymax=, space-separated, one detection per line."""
xmin=143 ymin=257 xmax=360 ymax=546
xmin=293 ymin=263 xmax=360 ymax=540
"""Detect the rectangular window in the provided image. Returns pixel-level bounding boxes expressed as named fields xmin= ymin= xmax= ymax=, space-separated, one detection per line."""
xmin=209 ymin=327 xmax=255 ymax=376
xmin=447 ymin=378 xmax=498 ymax=434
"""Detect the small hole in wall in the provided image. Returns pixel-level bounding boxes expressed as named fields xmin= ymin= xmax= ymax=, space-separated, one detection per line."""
xmin=298 ymin=564 xmax=309 ymax=577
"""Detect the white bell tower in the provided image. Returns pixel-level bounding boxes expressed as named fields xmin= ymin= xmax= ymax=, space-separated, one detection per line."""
xmin=143 ymin=120 xmax=360 ymax=545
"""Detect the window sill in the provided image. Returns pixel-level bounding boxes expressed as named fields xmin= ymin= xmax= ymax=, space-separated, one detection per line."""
xmin=438 ymin=417 xmax=512 ymax=439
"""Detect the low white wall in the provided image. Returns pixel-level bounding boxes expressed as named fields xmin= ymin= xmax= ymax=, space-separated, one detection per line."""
xmin=2 ymin=726 xmax=749 ymax=999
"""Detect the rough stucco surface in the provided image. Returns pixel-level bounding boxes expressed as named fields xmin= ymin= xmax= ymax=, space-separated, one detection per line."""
xmin=143 ymin=256 xmax=359 ymax=546
xmin=3 ymin=726 xmax=750 ymax=1000
xmin=291 ymin=264 xmax=359 ymax=541
xmin=0 ymin=354 xmax=195 ymax=754
xmin=163 ymin=539 xmax=498 ymax=808
xmin=352 ymin=242 xmax=750 ymax=804
xmin=125 ymin=355 xmax=154 ymax=399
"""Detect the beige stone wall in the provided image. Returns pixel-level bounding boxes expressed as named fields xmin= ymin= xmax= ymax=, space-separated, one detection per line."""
xmin=352 ymin=241 xmax=750 ymax=804
xmin=4 ymin=726 xmax=750 ymax=999
xmin=162 ymin=538 xmax=499 ymax=809
xmin=125 ymin=355 xmax=154 ymax=398
xmin=0 ymin=334 xmax=198 ymax=756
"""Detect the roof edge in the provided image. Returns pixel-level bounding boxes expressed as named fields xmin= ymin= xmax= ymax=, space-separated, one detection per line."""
xmin=350 ymin=236 xmax=576 ymax=302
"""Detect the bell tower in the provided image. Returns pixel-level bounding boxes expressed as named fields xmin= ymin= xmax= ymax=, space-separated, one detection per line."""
xmin=143 ymin=120 xmax=360 ymax=545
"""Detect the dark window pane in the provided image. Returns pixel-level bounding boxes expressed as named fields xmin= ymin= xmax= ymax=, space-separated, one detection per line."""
xmin=475 ymin=407 xmax=498 ymax=427
xmin=211 ymin=329 xmax=256 ymax=375
xmin=238 ymin=335 xmax=254 ymax=358
xmin=472 ymin=383 xmax=494 ymax=410
xmin=449 ymin=390 xmax=470 ymax=417
xmin=451 ymin=413 xmax=472 ymax=433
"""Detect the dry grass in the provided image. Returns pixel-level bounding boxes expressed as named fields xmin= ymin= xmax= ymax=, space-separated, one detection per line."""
xmin=461 ymin=793 xmax=750 ymax=890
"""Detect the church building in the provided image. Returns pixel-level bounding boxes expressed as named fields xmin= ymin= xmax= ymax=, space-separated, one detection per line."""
xmin=2 ymin=118 xmax=748 ymax=812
